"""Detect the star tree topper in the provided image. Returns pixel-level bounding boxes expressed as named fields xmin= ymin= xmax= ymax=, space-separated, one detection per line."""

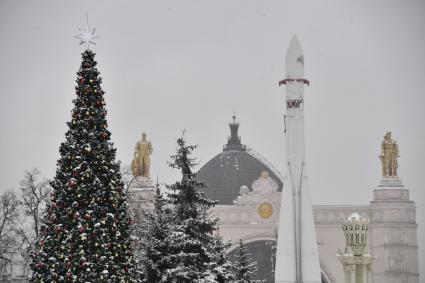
xmin=75 ymin=14 xmax=100 ymax=49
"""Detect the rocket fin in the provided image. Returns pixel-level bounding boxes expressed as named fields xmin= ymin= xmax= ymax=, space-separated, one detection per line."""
xmin=300 ymin=166 xmax=321 ymax=283
xmin=275 ymin=164 xmax=296 ymax=283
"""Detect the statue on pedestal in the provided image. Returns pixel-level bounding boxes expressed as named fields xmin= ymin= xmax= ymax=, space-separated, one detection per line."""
xmin=128 ymin=133 xmax=155 ymax=215
xmin=131 ymin=132 xmax=153 ymax=178
xmin=379 ymin=132 xmax=399 ymax=177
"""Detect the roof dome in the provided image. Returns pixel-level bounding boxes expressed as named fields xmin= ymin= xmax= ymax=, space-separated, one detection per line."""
xmin=197 ymin=116 xmax=283 ymax=205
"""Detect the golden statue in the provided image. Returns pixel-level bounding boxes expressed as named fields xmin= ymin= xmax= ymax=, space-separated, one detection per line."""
xmin=380 ymin=132 xmax=399 ymax=177
xmin=131 ymin=133 xmax=153 ymax=178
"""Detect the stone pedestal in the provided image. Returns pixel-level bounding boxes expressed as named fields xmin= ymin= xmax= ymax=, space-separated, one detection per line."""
xmin=377 ymin=176 xmax=404 ymax=189
xmin=127 ymin=177 xmax=155 ymax=218
xmin=370 ymin=177 xmax=419 ymax=283
xmin=338 ymin=254 xmax=373 ymax=283
xmin=131 ymin=176 xmax=154 ymax=188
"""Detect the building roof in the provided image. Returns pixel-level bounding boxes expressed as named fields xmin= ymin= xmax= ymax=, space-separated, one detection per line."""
xmin=197 ymin=116 xmax=283 ymax=205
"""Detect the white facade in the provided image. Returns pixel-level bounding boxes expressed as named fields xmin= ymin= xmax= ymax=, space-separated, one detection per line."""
xmin=213 ymin=174 xmax=419 ymax=283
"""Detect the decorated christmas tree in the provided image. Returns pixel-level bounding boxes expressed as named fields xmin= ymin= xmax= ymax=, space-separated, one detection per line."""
xmin=234 ymin=239 xmax=258 ymax=283
xmin=159 ymin=136 xmax=234 ymax=282
xmin=30 ymin=19 xmax=136 ymax=282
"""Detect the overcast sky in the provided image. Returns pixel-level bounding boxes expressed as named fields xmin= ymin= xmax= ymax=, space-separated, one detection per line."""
xmin=1 ymin=0 xmax=424 ymax=277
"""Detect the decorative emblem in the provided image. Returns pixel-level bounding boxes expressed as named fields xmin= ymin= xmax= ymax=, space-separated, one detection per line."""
xmin=258 ymin=202 xmax=273 ymax=219
xmin=252 ymin=171 xmax=278 ymax=194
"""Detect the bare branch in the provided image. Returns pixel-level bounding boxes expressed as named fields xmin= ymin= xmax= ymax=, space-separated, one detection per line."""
xmin=121 ymin=165 xmax=135 ymax=193
xmin=19 ymin=168 xmax=51 ymax=242
xmin=0 ymin=190 xmax=20 ymax=277
xmin=15 ymin=168 xmax=51 ymax=278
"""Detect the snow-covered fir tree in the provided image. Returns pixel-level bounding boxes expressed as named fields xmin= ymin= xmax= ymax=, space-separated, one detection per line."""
xmin=234 ymin=239 xmax=258 ymax=283
xmin=134 ymin=185 xmax=175 ymax=282
xmin=202 ymin=231 xmax=235 ymax=283
xmin=159 ymin=136 xmax=235 ymax=283
xmin=30 ymin=50 xmax=136 ymax=282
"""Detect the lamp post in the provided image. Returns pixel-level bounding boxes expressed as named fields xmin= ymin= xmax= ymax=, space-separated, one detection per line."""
xmin=337 ymin=213 xmax=374 ymax=283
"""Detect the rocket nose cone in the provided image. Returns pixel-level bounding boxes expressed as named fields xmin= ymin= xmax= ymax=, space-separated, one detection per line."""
xmin=285 ymin=35 xmax=304 ymax=78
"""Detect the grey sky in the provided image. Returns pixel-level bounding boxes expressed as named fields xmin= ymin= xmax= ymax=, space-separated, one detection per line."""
xmin=1 ymin=0 xmax=424 ymax=277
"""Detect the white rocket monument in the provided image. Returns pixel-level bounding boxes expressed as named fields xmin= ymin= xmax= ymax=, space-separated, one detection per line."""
xmin=275 ymin=36 xmax=321 ymax=283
